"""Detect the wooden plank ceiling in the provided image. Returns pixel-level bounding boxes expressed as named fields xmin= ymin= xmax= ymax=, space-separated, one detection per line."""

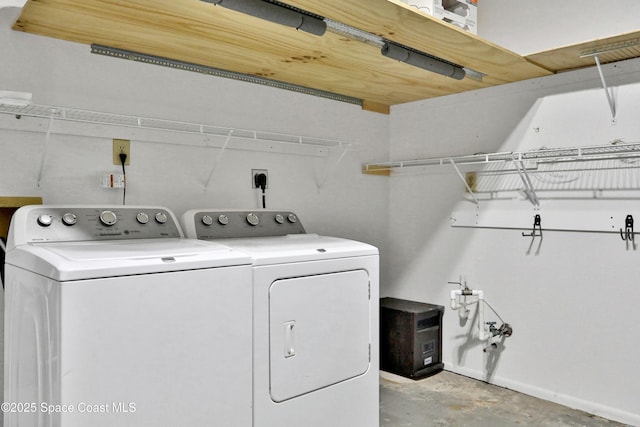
xmin=12 ymin=0 xmax=554 ymax=113
xmin=12 ymin=1 xmax=640 ymax=113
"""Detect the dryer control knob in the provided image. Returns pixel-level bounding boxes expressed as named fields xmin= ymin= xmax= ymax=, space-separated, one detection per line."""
xmin=202 ymin=215 xmax=214 ymax=226
xmin=136 ymin=212 xmax=149 ymax=224
xmin=287 ymin=213 xmax=298 ymax=223
xmin=99 ymin=210 xmax=117 ymax=226
xmin=218 ymin=214 xmax=229 ymax=225
xmin=37 ymin=214 xmax=53 ymax=227
xmin=246 ymin=212 xmax=260 ymax=226
xmin=155 ymin=212 xmax=168 ymax=224
xmin=62 ymin=212 xmax=77 ymax=226
xmin=275 ymin=214 xmax=285 ymax=224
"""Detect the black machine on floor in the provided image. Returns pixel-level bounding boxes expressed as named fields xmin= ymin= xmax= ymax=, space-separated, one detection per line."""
xmin=380 ymin=297 xmax=444 ymax=379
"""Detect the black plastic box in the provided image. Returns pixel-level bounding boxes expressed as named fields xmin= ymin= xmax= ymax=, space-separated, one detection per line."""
xmin=380 ymin=297 xmax=444 ymax=379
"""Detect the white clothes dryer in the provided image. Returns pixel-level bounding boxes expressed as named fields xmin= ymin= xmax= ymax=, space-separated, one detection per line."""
xmin=182 ymin=209 xmax=379 ymax=427
xmin=4 ymin=205 xmax=253 ymax=427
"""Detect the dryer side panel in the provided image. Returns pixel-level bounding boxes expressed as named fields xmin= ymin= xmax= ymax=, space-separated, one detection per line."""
xmin=4 ymin=265 xmax=61 ymax=427
xmin=269 ymin=269 xmax=370 ymax=402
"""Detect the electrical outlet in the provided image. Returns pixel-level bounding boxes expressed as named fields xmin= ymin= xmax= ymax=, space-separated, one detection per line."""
xmin=252 ymin=169 xmax=268 ymax=188
xmin=113 ymin=139 xmax=130 ymax=165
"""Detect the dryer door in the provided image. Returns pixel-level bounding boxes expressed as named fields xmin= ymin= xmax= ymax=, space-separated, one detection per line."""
xmin=269 ymin=269 xmax=370 ymax=402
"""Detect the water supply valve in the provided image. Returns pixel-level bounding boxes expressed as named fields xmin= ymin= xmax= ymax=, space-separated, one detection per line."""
xmin=498 ymin=323 xmax=513 ymax=337
xmin=486 ymin=321 xmax=513 ymax=338
xmin=486 ymin=321 xmax=498 ymax=336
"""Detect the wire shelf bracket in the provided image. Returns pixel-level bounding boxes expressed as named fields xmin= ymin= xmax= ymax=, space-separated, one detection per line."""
xmin=511 ymin=154 xmax=540 ymax=208
xmin=594 ymin=54 xmax=616 ymax=123
xmin=577 ymin=40 xmax=640 ymax=123
xmin=316 ymin=147 xmax=350 ymax=191
xmin=449 ymin=158 xmax=479 ymax=205
xmin=203 ymin=130 xmax=233 ymax=191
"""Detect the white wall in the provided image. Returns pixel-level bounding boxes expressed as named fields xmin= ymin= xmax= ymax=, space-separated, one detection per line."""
xmin=4 ymin=1 xmax=640 ymax=425
xmin=0 ymin=7 xmax=390 ymax=249
xmin=478 ymin=0 xmax=640 ymax=55
xmin=388 ymin=57 xmax=640 ymax=425
xmin=0 ymin=8 xmax=391 ymax=415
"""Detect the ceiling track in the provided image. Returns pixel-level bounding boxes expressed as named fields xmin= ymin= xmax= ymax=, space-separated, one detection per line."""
xmin=91 ymin=44 xmax=363 ymax=107
xmin=579 ymin=37 xmax=640 ymax=58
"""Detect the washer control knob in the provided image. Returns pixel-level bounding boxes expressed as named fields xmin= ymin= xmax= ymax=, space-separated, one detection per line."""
xmin=202 ymin=215 xmax=214 ymax=226
xmin=218 ymin=214 xmax=229 ymax=225
xmin=99 ymin=210 xmax=117 ymax=226
xmin=275 ymin=214 xmax=285 ymax=224
xmin=37 ymin=214 xmax=53 ymax=227
xmin=287 ymin=213 xmax=298 ymax=224
xmin=62 ymin=212 xmax=77 ymax=226
xmin=246 ymin=212 xmax=260 ymax=226
xmin=136 ymin=212 xmax=149 ymax=224
xmin=155 ymin=212 xmax=168 ymax=224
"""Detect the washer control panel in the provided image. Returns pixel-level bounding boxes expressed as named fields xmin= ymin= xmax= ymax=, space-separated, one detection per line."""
xmin=186 ymin=210 xmax=305 ymax=239
xmin=20 ymin=206 xmax=182 ymax=243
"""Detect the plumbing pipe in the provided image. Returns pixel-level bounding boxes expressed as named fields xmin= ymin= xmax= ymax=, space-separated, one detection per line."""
xmin=450 ymin=289 xmax=490 ymax=340
xmin=483 ymin=343 xmax=498 ymax=353
xmin=450 ymin=289 xmax=471 ymax=319
xmin=477 ymin=291 xmax=489 ymax=341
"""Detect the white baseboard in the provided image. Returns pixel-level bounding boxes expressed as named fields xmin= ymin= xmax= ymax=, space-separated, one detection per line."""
xmin=446 ymin=366 xmax=640 ymax=426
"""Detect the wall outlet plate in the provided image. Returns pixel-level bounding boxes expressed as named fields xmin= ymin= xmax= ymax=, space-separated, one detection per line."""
xmin=252 ymin=169 xmax=268 ymax=188
xmin=113 ymin=139 xmax=130 ymax=165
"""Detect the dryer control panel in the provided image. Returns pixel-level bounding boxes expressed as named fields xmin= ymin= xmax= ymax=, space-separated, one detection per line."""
xmin=183 ymin=210 xmax=305 ymax=239
xmin=10 ymin=206 xmax=182 ymax=245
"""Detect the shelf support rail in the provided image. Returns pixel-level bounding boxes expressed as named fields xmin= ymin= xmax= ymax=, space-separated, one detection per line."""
xmin=511 ymin=154 xmax=539 ymax=208
xmin=593 ymin=54 xmax=616 ymax=123
xmin=449 ymin=158 xmax=479 ymax=205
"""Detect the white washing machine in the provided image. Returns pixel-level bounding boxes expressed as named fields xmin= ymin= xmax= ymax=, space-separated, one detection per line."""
xmin=182 ymin=209 xmax=379 ymax=427
xmin=4 ymin=205 xmax=253 ymax=427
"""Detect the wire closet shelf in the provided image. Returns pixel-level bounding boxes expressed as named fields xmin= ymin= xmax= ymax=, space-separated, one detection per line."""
xmin=363 ymin=142 xmax=640 ymax=172
xmin=0 ymin=102 xmax=358 ymax=151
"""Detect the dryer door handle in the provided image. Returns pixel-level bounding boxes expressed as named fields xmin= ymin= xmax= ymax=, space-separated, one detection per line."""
xmin=284 ymin=321 xmax=296 ymax=358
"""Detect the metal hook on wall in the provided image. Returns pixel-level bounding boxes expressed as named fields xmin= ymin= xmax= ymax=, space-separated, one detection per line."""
xmin=620 ymin=214 xmax=636 ymax=250
xmin=522 ymin=214 xmax=542 ymax=238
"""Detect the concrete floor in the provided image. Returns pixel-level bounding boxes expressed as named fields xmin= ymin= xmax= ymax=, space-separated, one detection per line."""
xmin=380 ymin=370 xmax=629 ymax=427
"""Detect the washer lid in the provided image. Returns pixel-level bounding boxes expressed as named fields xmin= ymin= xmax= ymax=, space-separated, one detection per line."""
xmin=216 ymin=234 xmax=378 ymax=265
xmin=6 ymin=239 xmax=251 ymax=281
